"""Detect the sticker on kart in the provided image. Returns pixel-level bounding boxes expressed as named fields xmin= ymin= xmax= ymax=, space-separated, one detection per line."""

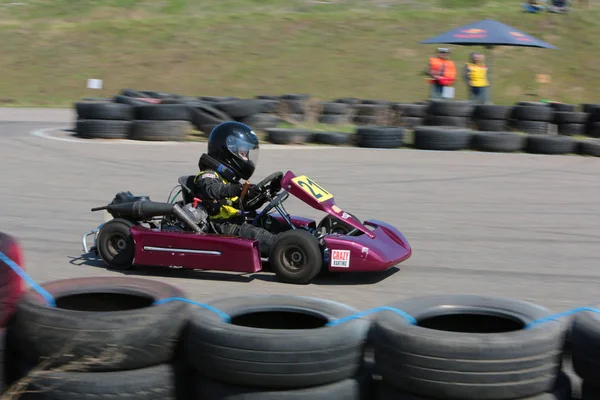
xmin=331 ymin=249 xmax=350 ymax=268
xmin=291 ymin=175 xmax=333 ymax=203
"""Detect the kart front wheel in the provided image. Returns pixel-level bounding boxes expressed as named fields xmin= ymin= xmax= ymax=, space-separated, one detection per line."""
xmin=269 ymin=230 xmax=322 ymax=284
xmin=97 ymin=218 xmax=136 ymax=270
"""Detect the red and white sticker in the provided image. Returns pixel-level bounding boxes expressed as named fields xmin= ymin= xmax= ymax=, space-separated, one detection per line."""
xmin=331 ymin=249 xmax=350 ymax=268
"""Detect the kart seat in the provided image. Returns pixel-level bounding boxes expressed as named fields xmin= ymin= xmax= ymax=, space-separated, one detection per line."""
xmin=178 ymin=175 xmax=197 ymax=204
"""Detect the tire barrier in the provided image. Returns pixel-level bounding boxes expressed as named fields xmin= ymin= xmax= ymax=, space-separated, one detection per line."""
xmin=71 ymin=91 xmax=600 ymax=157
xmin=1 ymin=242 xmax=600 ymax=399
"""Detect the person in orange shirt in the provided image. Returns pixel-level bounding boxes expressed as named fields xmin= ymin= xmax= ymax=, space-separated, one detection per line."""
xmin=425 ymin=48 xmax=457 ymax=99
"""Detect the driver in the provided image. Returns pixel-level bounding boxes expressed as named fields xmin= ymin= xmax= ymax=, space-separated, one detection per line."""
xmin=193 ymin=121 xmax=278 ymax=258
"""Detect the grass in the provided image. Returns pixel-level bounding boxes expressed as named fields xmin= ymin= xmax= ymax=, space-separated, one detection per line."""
xmin=0 ymin=0 xmax=599 ymax=106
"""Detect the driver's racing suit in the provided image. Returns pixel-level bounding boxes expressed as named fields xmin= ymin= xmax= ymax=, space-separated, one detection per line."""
xmin=193 ymin=169 xmax=277 ymax=257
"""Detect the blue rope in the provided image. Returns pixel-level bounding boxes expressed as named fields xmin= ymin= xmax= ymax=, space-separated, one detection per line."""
xmin=153 ymin=297 xmax=231 ymax=323
xmin=524 ymin=307 xmax=600 ymax=330
xmin=0 ymin=251 xmax=56 ymax=307
xmin=325 ymin=306 xmax=417 ymax=327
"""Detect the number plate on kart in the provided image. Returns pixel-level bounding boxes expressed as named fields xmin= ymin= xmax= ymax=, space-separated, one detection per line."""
xmin=291 ymin=175 xmax=333 ymax=203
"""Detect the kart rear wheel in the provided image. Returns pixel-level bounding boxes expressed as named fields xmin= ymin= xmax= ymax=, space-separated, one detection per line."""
xmin=97 ymin=218 xmax=136 ymax=270
xmin=269 ymin=230 xmax=322 ymax=284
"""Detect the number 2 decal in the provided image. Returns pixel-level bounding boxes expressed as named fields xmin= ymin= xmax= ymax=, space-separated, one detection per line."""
xmin=292 ymin=175 xmax=334 ymax=203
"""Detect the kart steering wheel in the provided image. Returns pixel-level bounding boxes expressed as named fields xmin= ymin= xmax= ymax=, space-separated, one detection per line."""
xmin=243 ymin=171 xmax=284 ymax=211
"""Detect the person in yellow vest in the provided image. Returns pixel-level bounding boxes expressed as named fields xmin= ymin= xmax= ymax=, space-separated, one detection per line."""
xmin=464 ymin=52 xmax=490 ymax=104
xmin=425 ymin=48 xmax=457 ymax=99
xmin=193 ymin=121 xmax=278 ymax=258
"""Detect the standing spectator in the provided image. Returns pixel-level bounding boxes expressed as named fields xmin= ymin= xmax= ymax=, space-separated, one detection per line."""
xmin=464 ymin=52 xmax=490 ymax=104
xmin=425 ymin=48 xmax=456 ymax=100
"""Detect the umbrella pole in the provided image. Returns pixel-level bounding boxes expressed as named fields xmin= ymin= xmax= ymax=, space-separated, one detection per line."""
xmin=486 ymin=45 xmax=494 ymax=104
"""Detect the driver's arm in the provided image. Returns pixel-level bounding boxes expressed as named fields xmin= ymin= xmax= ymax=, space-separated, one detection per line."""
xmin=195 ymin=172 xmax=243 ymax=200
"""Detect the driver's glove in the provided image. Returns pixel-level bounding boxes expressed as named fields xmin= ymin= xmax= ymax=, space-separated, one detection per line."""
xmin=247 ymin=184 xmax=262 ymax=199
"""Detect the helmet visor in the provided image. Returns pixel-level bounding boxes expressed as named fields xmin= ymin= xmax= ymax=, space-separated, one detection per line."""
xmin=226 ymin=135 xmax=259 ymax=167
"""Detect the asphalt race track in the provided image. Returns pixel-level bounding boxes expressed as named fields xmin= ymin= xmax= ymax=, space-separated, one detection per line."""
xmin=2 ymin=108 xmax=600 ymax=316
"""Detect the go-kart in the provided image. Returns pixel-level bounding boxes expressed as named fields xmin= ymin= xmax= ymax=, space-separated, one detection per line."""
xmin=81 ymin=171 xmax=412 ymax=284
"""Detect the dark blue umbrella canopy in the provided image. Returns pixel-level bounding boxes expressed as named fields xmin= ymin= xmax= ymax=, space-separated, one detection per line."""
xmin=420 ymin=19 xmax=557 ymax=49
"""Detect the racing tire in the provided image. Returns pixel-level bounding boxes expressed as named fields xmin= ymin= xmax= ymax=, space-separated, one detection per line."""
xmin=370 ymin=294 xmax=565 ymax=400
xmin=269 ymin=229 xmax=323 ymax=284
xmin=181 ymin=294 xmax=370 ymax=389
xmin=10 ymin=276 xmax=190 ymax=372
xmin=96 ymin=218 xmax=136 ymax=270
xmin=6 ymin=363 xmax=176 ymax=400
xmin=373 ymin=371 xmax=572 ymax=400
xmin=193 ymin=374 xmax=365 ymax=400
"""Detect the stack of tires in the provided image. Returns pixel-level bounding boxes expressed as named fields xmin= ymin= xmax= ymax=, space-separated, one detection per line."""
xmin=350 ymin=101 xmax=392 ymax=126
xmin=181 ymin=294 xmax=372 ymax=400
xmin=584 ymin=104 xmax=600 ymax=138
xmin=370 ymin=295 xmax=571 ymax=400
xmin=472 ymin=104 xmax=512 ymax=131
xmin=572 ymin=306 xmax=600 ymax=399
xmin=424 ymin=100 xmax=474 ymax=128
xmin=0 ymin=232 xmax=26 ymax=394
xmin=131 ymin=103 xmax=194 ymax=141
xmin=508 ymin=102 xmax=553 ymax=135
xmin=276 ymin=94 xmax=312 ymax=122
xmin=3 ymin=277 xmax=190 ymax=400
xmin=318 ymin=101 xmax=352 ymax=125
xmin=552 ymin=103 xmax=588 ymax=136
xmin=391 ymin=103 xmax=428 ymax=129
xmin=75 ymin=100 xmax=135 ymax=139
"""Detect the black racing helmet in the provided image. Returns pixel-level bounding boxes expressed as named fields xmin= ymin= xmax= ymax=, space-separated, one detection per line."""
xmin=207 ymin=121 xmax=260 ymax=181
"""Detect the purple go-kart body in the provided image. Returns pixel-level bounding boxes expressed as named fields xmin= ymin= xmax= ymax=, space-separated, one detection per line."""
xmin=82 ymin=170 xmax=412 ymax=283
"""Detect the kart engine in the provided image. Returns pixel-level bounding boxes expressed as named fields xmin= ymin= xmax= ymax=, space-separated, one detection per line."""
xmin=162 ymin=203 xmax=208 ymax=233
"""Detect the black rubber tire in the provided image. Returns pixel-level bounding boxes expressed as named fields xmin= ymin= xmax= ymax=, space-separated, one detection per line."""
xmin=193 ymin=374 xmax=363 ymax=400
xmin=334 ymin=97 xmax=362 ymax=105
xmin=318 ymin=114 xmax=349 ymax=125
xmin=401 ymin=104 xmax=428 ymax=118
xmin=370 ymin=294 xmax=565 ymax=400
xmin=516 ymin=101 xmax=549 ymax=107
xmin=320 ymin=102 xmax=350 ymax=115
xmin=266 ymin=128 xmax=312 ymax=145
xmin=97 ymin=218 xmax=136 ymax=269
xmin=113 ymin=94 xmax=156 ymax=106
xmin=472 ymin=105 xmax=512 ymax=120
xmin=134 ymin=104 xmax=192 ymax=121
xmin=525 ymin=135 xmax=577 ymax=155
xmin=190 ymin=103 xmax=231 ymax=131
xmin=587 ymin=121 xmax=600 ymax=138
xmin=578 ymin=139 xmax=600 ymax=157
xmin=474 ymin=118 xmax=508 ymax=132
xmin=76 ymin=119 xmax=132 ymax=139
xmin=362 ymin=99 xmax=392 ymax=106
xmin=471 ymin=131 xmax=525 ymax=153
xmin=426 ymin=100 xmax=474 ymax=117
xmin=213 ymin=99 xmax=264 ymax=119
xmin=120 ymin=88 xmax=147 ymax=98
xmin=510 ymin=119 xmax=550 ymax=135
xmin=257 ymin=100 xmax=279 ymax=113
xmin=374 ymin=372 xmax=572 ymax=400
xmin=12 ymin=363 xmax=176 ymax=400
xmin=75 ymin=101 xmax=134 ymax=120
xmin=269 ymin=229 xmax=323 ymax=284
xmin=511 ymin=105 xmax=554 ymax=122
xmin=356 ymin=126 xmax=405 ymax=149
xmin=182 ymin=294 xmax=369 ymax=389
xmin=11 ymin=276 xmax=190 ymax=371
xmin=413 ymin=126 xmax=472 ymax=151
xmin=240 ymin=113 xmax=280 ymax=130
xmin=199 ymin=96 xmax=238 ymax=103
xmin=570 ymin=305 xmax=600 ymax=382
xmin=557 ymin=123 xmax=586 ymax=136
xmin=130 ymin=120 xmax=191 ymax=141
xmin=553 ymin=111 xmax=589 ymax=125
xmin=424 ymin=115 xmax=470 ymax=128
xmin=279 ymin=99 xmax=307 ymax=115
xmin=313 ymin=131 xmax=351 ymax=145
xmin=550 ymin=102 xmax=576 ymax=112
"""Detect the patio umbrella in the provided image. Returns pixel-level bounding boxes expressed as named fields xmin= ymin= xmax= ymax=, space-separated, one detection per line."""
xmin=420 ymin=19 xmax=557 ymax=101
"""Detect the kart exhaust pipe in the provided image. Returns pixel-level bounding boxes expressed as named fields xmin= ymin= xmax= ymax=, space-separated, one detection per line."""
xmin=101 ymin=201 xmax=177 ymax=220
